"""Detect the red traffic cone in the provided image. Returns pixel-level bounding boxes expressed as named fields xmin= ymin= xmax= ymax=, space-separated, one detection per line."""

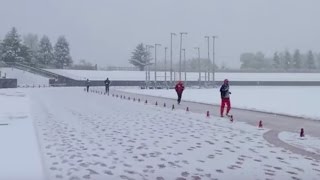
xmin=206 ymin=111 xmax=210 ymax=117
xmin=186 ymin=107 xmax=189 ymax=112
xmin=230 ymin=115 xmax=234 ymax=122
xmin=300 ymin=128 xmax=305 ymax=137
xmin=172 ymin=104 xmax=175 ymax=110
xmin=258 ymin=120 xmax=263 ymax=128
xmin=163 ymin=103 xmax=166 ymax=107
xmin=155 ymin=101 xmax=158 ymax=106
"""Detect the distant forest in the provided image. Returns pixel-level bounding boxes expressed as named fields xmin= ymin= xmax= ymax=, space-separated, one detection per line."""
xmin=0 ymin=27 xmax=96 ymax=70
xmin=240 ymin=50 xmax=320 ymax=72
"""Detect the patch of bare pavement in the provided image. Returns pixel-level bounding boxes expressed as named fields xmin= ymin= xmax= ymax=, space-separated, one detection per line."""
xmin=114 ymin=89 xmax=320 ymax=160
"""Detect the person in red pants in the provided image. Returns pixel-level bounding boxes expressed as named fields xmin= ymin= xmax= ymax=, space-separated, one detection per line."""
xmin=175 ymin=81 xmax=185 ymax=104
xmin=220 ymin=79 xmax=231 ymax=117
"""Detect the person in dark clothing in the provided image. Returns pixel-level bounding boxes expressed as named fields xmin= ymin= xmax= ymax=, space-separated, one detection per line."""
xmin=104 ymin=78 xmax=111 ymax=95
xmin=86 ymin=79 xmax=90 ymax=92
xmin=220 ymin=79 xmax=231 ymax=117
xmin=175 ymin=81 xmax=185 ymax=104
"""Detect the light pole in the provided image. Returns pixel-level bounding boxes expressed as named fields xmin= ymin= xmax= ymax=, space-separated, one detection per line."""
xmin=154 ymin=43 xmax=161 ymax=89
xmin=146 ymin=45 xmax=154 ymax=88
xmin=194 ymin=47 xmax=201 ymax=88
xmin=212 ymin=36 xmax=217 ymax=87
xmin=179 ymin=32 xmax=187 ymax=80
xmin=205 ymin=36 xmax=210 ymax=83
xmin=164 ymin=47 xmax=168 ymax=88
xmin=182 ymin=48 xmax=186 ymax=82
xmin=170 ymin=33 xmax=176 ymax=85
xmin=145 ymin=45 xmax=153 ymax=87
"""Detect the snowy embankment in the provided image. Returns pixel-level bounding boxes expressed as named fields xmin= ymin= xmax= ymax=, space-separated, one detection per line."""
xmin=119 ymin=86 xmax=320 ymax=121
xmin=47 ymin=69 xmax=320 ymax=81
xmin=0 ymin=67 xmax=50 ymax=87
xmin=0 ymin=89 xmax=44 ymax=180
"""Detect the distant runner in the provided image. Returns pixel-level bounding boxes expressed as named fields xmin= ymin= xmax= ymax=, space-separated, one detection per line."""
xmin=104 ymin=78 xmax=111 ymax=95
xmin=86 ymin=79 xmax=90 ymax=92
xmin=175 ymin=81 xmax=185 ymax=104
xmin=220 ymin=79 xmax=231 ymax=117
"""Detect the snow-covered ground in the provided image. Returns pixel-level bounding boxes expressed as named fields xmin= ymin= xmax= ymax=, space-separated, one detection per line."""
xmin=279 ymin=132 xmax=320 ymax=155
xmin=0 ymin=90 xmax=44 ymax=180
xmin=47 ymin=69 xmax=320 ymax=81
xmin=119 ymin=86 xmax=320 ymax=120
xmin=0 ymin=67 xmax=50 ymax=87
xmin=0 ymin=87 xmax=320 ymax=179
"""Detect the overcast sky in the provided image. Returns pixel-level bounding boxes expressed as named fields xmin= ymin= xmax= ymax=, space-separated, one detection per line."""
xmin=1 ymin=0 xmax=319 ymax=68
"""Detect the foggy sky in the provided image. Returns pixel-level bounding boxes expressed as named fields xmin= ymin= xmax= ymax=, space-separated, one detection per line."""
xmin=1 ymin=0 xmax=319 ymax=68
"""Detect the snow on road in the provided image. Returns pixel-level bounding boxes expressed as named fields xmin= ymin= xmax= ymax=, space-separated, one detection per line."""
xmin=21 ymin=87 xmax=320 ymax=179
xmin=0 ymin=90 xmax=45 ymax=180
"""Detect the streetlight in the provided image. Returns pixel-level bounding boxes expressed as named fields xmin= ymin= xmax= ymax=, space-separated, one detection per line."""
xmin=212 ymin=36 xmax=217 ymax=87
xmin=146 ymin=45 xmax=154 ymax=88
xmin=194 ymin=47 xmax=201 ymax=88
xmin=205 ymin=36 xmax=210 ymax=83
xmin=179 ymin=32 xmax=187 ymax=80
xmin=154 ymin=43 xmax=161 ymax=89
xmin=170 ymin=33 xmax=176 ymax=85
xmin=164 ymin=47 xmax=168 ymax=88
xmin=182 ymin=48 xmax=187 ymax=82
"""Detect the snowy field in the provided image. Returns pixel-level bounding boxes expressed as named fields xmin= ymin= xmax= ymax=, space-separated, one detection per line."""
xmin=47 ymin=69 xmax=320 ymax=81
xmin=0 ymin=90 xmax=44 ymax=180
xmin=119 ymin=86 xmax=320 ymax=120
xmin=0 ymin=67 xmax=50 ymax=87
xmin=0 ymin=87 xmax=320 ymax=179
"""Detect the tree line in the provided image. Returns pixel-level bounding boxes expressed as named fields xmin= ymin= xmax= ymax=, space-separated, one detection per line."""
xmin=0 ymin=27 xmax=72 ymax=69
xmin=240 ymin=50 xmax=320 ymax=71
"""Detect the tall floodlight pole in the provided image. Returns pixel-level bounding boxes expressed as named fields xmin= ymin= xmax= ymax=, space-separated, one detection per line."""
xmin=146 ymin=45 xmax=154 ymax=87
xmin=179 ymin=32 xmax=187 ymax=80
xmin=170 ymin=33 xmax=176 ymax=85
xmin=182 ymin=48 xmax=186 ymax=82
xmin=154 ymin=43 xmax=161 ymax=89
xmin=145 ymin=45 xmax=149 ymax=88
xmin=164 ymin=47 xmax=168 ymax=88
xmin=194 ymin=47 xmax=201 ymax=88
xmin=205 ymin=36 xmax=210 ymax=83
xmin=212 ymin=36 xmax=217 ymax=87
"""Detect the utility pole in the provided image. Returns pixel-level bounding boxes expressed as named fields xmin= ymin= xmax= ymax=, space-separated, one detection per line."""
xmin=194 ymin=47 xmax=201 ymax=88
xmin=164 ymin=47 xmax=168 ymax=88
xmin=182 ymin=48 xmax=187 ymax=83
xmin=205 ymin=36 xmax=210 ymax=83
xmin=170 ymin=33 xmax=176 ymax=85
xmin=146 ymin=45 xmax=154 ymax=88
xmin=154 ymin=43 xmax=161 ymax=89
xmin=179 ymin=32 xmax=187 ymax=80
xmin=212 ymin=36 xmax=217 ymax=87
